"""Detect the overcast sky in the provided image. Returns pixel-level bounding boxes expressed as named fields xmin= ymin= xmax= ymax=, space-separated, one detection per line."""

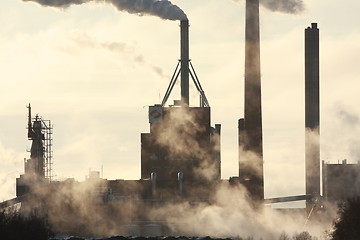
xmin=1 ymin=0 xmax=359 ymax=204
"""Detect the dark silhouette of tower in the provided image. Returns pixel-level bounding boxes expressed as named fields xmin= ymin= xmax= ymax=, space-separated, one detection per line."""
xmin=305 ymin=23 xmax=320 ymax=211
xmin=180 ymin=20 xmax=190 ymax=106
xmin=26 ymin=104 xmax=45 ymax=178
xmin=239 ymin=0 xmax=264 ymax=202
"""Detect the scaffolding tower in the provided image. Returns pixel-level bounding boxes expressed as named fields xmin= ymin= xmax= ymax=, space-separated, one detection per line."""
xmin=41 ymin=119 xmax=53 ymax=181
xmin=26 ymin=103 xmax=54 ymax=181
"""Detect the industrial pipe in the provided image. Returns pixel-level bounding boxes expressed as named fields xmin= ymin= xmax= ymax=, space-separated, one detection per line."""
xmin=180 ymin=20 xmax=189 ymax=106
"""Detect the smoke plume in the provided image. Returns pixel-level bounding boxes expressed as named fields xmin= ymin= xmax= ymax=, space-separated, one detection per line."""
xmin=22 ymin=176 xmax=331 ymax=238
xmin=232 ymin=0 xmax=305 ymax=14
xmin=148 ymin=183 xmax=329 ymax=238
xmin=68 ymin=31 xmax=167 ymax=78
xmin=259 ymin=0 xmax=304 ymax=14
xmin=336 ymin=104 xmax=360 ymax=127
xmin=23 ymin=0 xmax=187 ymax=20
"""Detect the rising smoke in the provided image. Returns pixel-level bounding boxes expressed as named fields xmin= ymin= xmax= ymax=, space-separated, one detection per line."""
xmin=148 ymin=183 xmax=329 ymax=238
xmin=334 ymin=103 xmax=360 ymax=163
xmin=336 ymin=104 xmax=360 ymax=127
xmin=259 ymin=0 xmax=304 ymax=14
xmin=232 ymin=0 xmax=305 ymax=14
xmin=26 ymin=176 xmax=331 ymax=238
xmin=23 ymin=0 xmax=187 ymax=20
xmin=68 ymin=31 xmax=168 ymax=78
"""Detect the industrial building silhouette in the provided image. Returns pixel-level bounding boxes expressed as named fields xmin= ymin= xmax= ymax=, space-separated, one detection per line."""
xmin=1 ymin=0 xmax=360 ymax=236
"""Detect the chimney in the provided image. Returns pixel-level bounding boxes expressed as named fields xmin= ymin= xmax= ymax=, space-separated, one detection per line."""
xmin=305 ymin=23 xmax=320 ymax=211
xmin=180 ymin=20 xmax=189 ymax=106
xmin=239 ymin=0 xmax=264 ymax=203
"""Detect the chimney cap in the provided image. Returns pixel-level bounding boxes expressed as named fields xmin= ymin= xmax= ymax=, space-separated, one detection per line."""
xmin=311 ymin=23 xmax=318 ymax=29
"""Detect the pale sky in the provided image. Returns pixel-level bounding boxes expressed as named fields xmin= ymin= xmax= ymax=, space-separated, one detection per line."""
xmin=1 ymin=0 xmax=360 ymax=204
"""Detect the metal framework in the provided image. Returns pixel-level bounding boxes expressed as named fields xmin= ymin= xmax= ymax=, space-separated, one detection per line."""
xmin=27 ymin=114 xmax=53 ymax=181
xmin=41 ymin=119 xmax=53 ymax=181
xmin=161 ymin=60 xmax=210 ymax=107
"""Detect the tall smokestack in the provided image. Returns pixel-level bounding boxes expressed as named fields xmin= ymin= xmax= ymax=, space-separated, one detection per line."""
xmin=305 ymin=23 xmax=320 ymax=210
xmin=180 ymin=20 xmax=189 ymax=106
xmin=239 ymin=0 xmax=264 ymax=203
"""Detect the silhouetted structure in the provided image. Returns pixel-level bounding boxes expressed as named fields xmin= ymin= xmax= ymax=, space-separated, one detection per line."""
xmin=322 ymin=160 xmax=360 ymax=202
xmin=180 ymin=20 xmax=190 ymax=106
xmin=305 ymin=23 xmax=320 ymax=212
xmin=238 ymin=0 xmax=264 ymax=203
xmin=141 ymin=20 xmax=221 ymax=198
xmin=16 ymin=104 xmax=53 ymax=197
xmin=3 ymin=13 xmax=358 ymax=238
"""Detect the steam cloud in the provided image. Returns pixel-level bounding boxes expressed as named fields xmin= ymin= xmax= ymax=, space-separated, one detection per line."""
xmin=336 ymin=106 xmax=360 ymax=127
xmin=25 ymin=177 xmax=331 ymax=238
xmin=232 ymin=0 xmax=305 ymax=14
xmin=23 ymin=0 xmax=188 ymax=20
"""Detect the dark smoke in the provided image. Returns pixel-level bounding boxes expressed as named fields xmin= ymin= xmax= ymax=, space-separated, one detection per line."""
xmin=232 ymin=0 xmax=305 ymax=14
xmin=23 ymin=0 xmax=187 ymax=20
xmin=259 ymin=0 xmax=304 ymax=14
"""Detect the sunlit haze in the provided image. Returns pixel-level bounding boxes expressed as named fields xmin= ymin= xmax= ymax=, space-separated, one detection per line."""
xmin=1 ymin=0 xmax=359 ymax=207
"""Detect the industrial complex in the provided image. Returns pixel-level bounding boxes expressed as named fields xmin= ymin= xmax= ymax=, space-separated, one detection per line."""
xmin=1 ymin=0 xmax=360 ymax=237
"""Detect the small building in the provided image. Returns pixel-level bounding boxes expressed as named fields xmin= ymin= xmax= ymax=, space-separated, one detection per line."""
xmin=322 ymin=160 xmax=360 ymax=203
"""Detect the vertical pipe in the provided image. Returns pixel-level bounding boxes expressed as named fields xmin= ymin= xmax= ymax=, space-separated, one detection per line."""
xmin=238 ymin=118 xmax=245 ymax=177
xmin=322 ymin=160 xmax=327 ymax=201
xmin=180 ymin=20 xmax=189 ymax=106
xmin=305 ymin=23 xmax=320 ymax=211
xmin=178 ymin=172 xmax=184 ymax=195
xmin=151 ymin=172 xmax=157 ymax=197
xmin=241 ymin=0 xmax=264 ymax=202
xmin=214 ymin=124 xmax=221 ymax=180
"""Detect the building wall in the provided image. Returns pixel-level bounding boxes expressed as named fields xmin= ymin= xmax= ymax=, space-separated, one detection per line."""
xmin=141 ymin=106 xmax=220 ymax=192
xmin=323 ymin=161 xmax=360 ymax=202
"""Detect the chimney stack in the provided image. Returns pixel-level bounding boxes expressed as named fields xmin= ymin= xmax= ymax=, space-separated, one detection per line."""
xmin=239 ymin=0 xmax=264 ymax=203
xmin=305 ymin=23 xmax=320 ymax=211
xmin=180 ymin=20 xmax=190 ymax=106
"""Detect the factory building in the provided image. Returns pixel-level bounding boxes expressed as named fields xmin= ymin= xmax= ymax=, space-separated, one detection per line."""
xmin=322 ymin=160 xmax=360 ymax=203
xmin=140 ymin=20 xmax=221 ymax=198
xmin=141 ymin=107 xmax=221 ymax=194
xmin=10 ymin=20 xmax=224 ymax=235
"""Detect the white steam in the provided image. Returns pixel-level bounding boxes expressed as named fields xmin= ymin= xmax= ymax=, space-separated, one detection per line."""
xmin=23 ymin=177 xmax=332 ymax=238
xmin=148 ymin=183 xmax=329 ymax=238
xmin=22 ymin=0 xmax=188 ymax=20
xmin=151 ymin=107 xmax=220 ymax=181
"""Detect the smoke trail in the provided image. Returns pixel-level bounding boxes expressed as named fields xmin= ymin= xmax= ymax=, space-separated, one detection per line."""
xmin=259 ymin=0 xmax=304 ymax=14
xmin=232 ymin=0 xmax=304 ymax=14
xmin=22 ymin=0 xmax=187 ymax=20
xmin=69 ymin=32 xmax=168 ymax=78
xmin=337 ymin=107 xmax=359 ymax=127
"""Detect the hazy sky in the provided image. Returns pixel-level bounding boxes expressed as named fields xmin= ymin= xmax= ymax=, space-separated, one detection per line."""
xmin=1 ymin=0 xmax=359 ymax=204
